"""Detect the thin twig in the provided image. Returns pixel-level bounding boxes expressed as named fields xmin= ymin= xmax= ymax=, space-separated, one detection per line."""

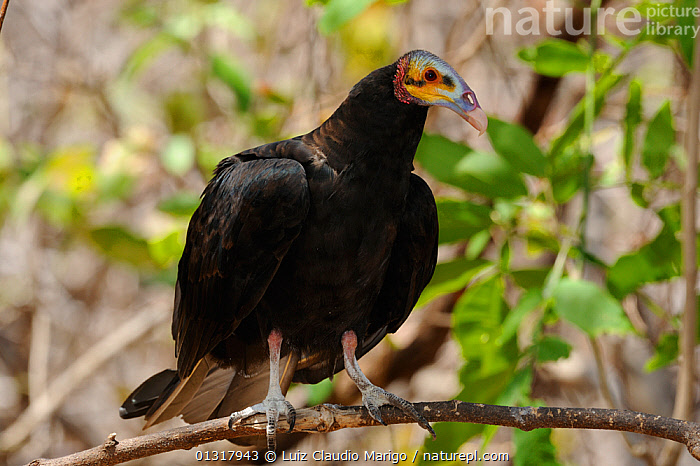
xmin=0 ymin=306 xmax=169 ymax=452
xmin=589 ymin=336 xmax=654 ymax=463
xmin=26 ymin=401 xmax=700 ymax=466
xmin=590 ymin=337 xmax=616 ymax=410
xmin=27 ymin=308 xmax=52 ymax=456
xmin=660 ymin=24 xmax=700 ymax=466
xmin=0 ymin=0 xmax=10 ymax=35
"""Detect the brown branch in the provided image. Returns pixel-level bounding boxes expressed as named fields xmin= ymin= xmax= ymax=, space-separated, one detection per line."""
xmin=0 ymin=307 xmax=169 ymax=452
xmin=27 ymin=401 xmax=700 ymax=465
xmin=589 ymin=335 xmax=656 ymax=464
xmin=0 ymin=0 xmax=9 ymax=35
xmin=659 ymin=19 xmax=700 ymax=466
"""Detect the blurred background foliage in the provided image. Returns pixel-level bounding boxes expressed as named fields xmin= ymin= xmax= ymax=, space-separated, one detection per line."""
xmin=0 ymin=0 xmax=698 ymax=465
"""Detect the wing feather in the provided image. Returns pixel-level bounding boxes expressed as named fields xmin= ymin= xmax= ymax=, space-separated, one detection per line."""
xmin=173 ymin=156 xmax=310 ymax=378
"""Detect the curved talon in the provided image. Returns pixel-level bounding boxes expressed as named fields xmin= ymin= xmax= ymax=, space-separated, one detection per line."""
xmin=382 ymin=390 xmax=435 ymax=439
xmin=285 ymin=401 xmax=296 ymax=431
xmin=364 ymin=397 xmax=386 ymax=425
xmin=227 ymin=399 xmax=295 ymax=450
xmin=361 ymin=385 xmax=435 ymax=438
xmin=382 ymin=391 xmax=435 ymax=438
xmin=401 ymin=404 xmax=436 ymax=439
xmin=228 ymin=406 xmax=254 ymax=430
xmin=342 ymin=330 xmax=436 ymax=440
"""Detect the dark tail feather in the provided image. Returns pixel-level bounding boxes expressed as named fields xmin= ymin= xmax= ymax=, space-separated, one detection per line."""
xmin=119 ymin=350 xmax=299 ymax=441
xmin=143 ymin=357 xmax=212 ymax=428
xmin=119 ymin=369 xmax=179 ymax=419
xmin=119 ymin=357 xmax=216 ymax=429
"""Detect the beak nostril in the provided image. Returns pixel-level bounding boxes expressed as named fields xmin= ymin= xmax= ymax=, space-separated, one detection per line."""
xmin=463 ymin=91 xmax=475 ymax=106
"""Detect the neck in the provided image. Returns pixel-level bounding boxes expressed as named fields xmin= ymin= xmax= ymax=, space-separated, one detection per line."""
xmin=305 ymin=64 xmax=429 ymax=172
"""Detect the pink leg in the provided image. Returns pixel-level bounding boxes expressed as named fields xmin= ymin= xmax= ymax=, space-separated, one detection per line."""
xmin=341 ymin=330 xmax=435 ymax=438
xmin=228 ymin=329 xmax=295 ymax=451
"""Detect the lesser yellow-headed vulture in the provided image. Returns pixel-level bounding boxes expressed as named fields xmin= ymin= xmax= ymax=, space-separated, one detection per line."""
xmin=120 ymin=49 xmax=487 ymax=450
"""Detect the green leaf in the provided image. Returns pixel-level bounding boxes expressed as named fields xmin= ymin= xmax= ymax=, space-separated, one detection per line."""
xmin=513 ymin=428 xmax=560 ymax=466
xmin=466 ymin=229 xmax=491 ymax=259
xmin=477 ymin=368 xmax=534 ymax=447
xmin=510 ymin=268 xmax=550 ymax=289
xmin=497 ymin=367 xmax=533 ymax=406
xmin=675 ymin=0 xmax=696 ymax=66
xmin=455 ymin=152 xmax=528 ymax=198
xmin=201 ymin=3 xmax=254 ymax=40
xmin=210 ymin=53 xmax=252 ymax=111
xmin=415 ymin=134 xmax=528 ymax=198
xmin=0 ymin=137 xmax=14 ymax=174
xmin=453 ymin=275 xmax=514 ymax=375
xmin=592 ymin=51 xmax=613 ymax=73
xmin=500 ymin=237 xmax=511 ymax=270
xmin=427 ymin=275 xmax=519 ymax=456
xmin=161 ymin=134 xmax=196 ymax=176
xmin=645 ymin=333 xmax=678 ymax=372
xmin=622 ymin=80 xmax=642 ymax=176
xmin=629 ymin=182 xmax=649 ymax=208
xmin=636 ymin=2 xmax=677 ymax=22
xmin=98 ymin=174 xmax=134 ymax=202
xmin=456 ymin=353 xmax=518 ymax=409
xmin=122 ymin=33 xmax=180 ymax=79
xmin=148 ymin=231 xmax=184 ymax=268
xmin=487 ymin=118 xmax=547 ymax=176
xmin=639 ymin=0 xmax=696 ymax=66
xmin=421 ymin=276 xmax=519 ymax=459
xmin=641 ymin=100 xmax=675 ymax=178
xmin=165 ymin=92 xmax=206 ymax=134
xmin=550 ymin=74 xmax=624 ymax=157
xmin=317 ymin=0 xmax=376 ymax=35
xmin=518 ymin=39 xmax=589 ymax=77
xmin=525 ymin=231 xmax=561 ymax=255
xmin=44 ymin=145 xmax=97 ymax=198
xmin=551 ymin=278 xmax=633 ymax=336
xmin=158 ymin=191 xmax=201 ymax=217
xmin=119 ymin=1 xmax=158 ymax=27
xmin=164 ymin=11 xmax=202 ymax=42
xmin=436 ymin=198 xmax=492 ymax=244
xmin=498 ymin=288 xmax=543 ymax=345
xmin=37 ymin=190 xmax=77 ymax=227
xmin=493 ymin=198 xmax=520 ymax=226
xmin=549 ymin=149 xmax=592 ymax=203
xmin=658 ymin=201 xmax=682 ymax=230
xmin=90 ymin=226 xmax=153 ymax=268
xmin=607 ymin=204 xmax=682 ymax=298
xmin=547 ymin=68 xmax=622 ymax=199
xmin=306 ymin=379 xmax=334 ymax=405
xmin=416 ymin=258 xmax=491 ymax=307
xmin=534 ymin=335 xmax=572 ymax=362
xmin=415 ymin=133 xmax=476 ymax=185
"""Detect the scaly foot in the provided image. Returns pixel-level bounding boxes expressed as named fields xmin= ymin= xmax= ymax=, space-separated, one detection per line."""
xmin=228 ymin=329 xmax=295 ymax=451
xmin=228 ymin=396 xmax=296 ymax=451
xmin=341 ymin=330 xmax=435 ymax=439
xmin=359 ymin=383 xmax=435 ymax=439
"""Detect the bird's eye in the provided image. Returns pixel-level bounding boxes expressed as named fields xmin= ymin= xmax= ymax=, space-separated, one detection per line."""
xmin=424 ymin=69 xmax=438 ymax=82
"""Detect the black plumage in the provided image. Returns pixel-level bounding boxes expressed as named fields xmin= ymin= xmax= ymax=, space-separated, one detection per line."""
xmin=120 ymin=50 xmax=486 ymax=449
